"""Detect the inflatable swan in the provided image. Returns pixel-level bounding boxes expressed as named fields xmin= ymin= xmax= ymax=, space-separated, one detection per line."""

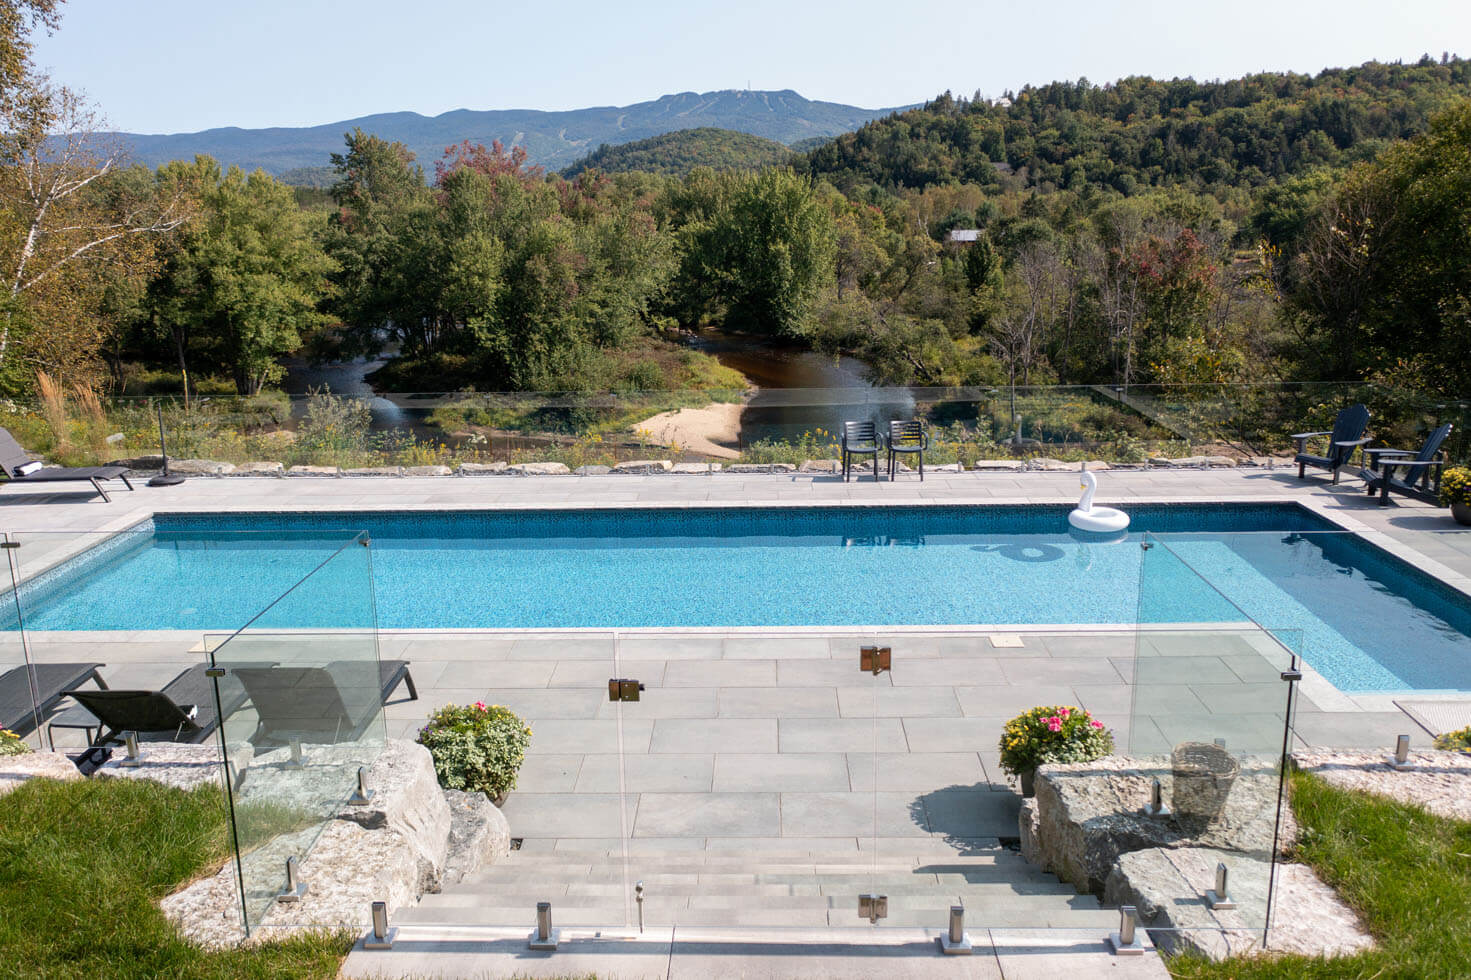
xmin=1068 ymin=468 xmax=1130 ymax=533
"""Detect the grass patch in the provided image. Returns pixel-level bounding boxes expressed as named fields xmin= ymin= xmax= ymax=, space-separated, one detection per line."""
xmin=0 ymin=777 xmax=350 ymax=980
xmin=1168 ymin=769 xmax=1471 ymax=979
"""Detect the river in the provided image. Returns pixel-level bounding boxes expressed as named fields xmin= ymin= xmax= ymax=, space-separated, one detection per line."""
xmin=281 ymin=331 xmax=915 ymax=452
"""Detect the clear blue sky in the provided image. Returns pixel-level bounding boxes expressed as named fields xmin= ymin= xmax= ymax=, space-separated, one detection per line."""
xmin=31 ymin=0 xmax=1471 ymax=134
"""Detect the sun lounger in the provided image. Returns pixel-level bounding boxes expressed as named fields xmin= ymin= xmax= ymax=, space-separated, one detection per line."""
xmin=0 ymin=427 xmax=135 ymax=502
xmin=232 ymin=659 xmax=415 ymax=748
xmin=1359 ymin=422 xmax=1454 ymax=506
xmin=1292 ymin=404 xmax=1371 ymax=484
xmin=0 ymin=661 xmax=107 ymax=737
xmin=58 ymin=661 xmax=259 ymax=747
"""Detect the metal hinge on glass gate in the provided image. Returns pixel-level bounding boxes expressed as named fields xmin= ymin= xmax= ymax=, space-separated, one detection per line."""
xmin=0 ymin=541 xmax=18 ymax=549
xmin=1280 ymin=668 xmax=1302 ymax=682
xmin=858 ymin=893 xmax=888 ymax=923
xmin=860 ymin=645 xmax=891 ymax=675
xmin=205 ymin=667 xmax=226 ymax=679
xmin=608 ymin=678 xmax=644 ymax=702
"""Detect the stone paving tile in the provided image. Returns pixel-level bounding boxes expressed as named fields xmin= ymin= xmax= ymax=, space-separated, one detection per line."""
xmin=633 ymin=792 xmax=781 ymax=837
xmin=844 ymin=752 xmax=987 ymax=793
xmin=776 ymin=660 xmax=896 ymax=688
xmin=651 ymin=718 xmax=778 ymax=754
xmin=513 ymin=753 xmax=584 ymax=792
xmin=576 ymin=754 xmax=715 ymax=793
xmin=498 ymin=792 xmax=637 ymax=839
xmin=777 ymin=718 xmax=908 ymax=753
xmin=524 ymin=719 xmax=654 ymax=754
xmin=722 ymin=636 xmax=833 ymax=660
xmin=711 ymin=753 xmax=852 ymax=792
xmin=999 ymin=657 xmax=1128 ymax=686
xmin=548 ymin=659 xmax=668 ymax=688
xmin=901 ymin=717 xmax=1011 ymax=754
xmin=953 ymin=685 xmax=1082 ymax=718
xmin=836 ymin=685 xmax=963 ymax=718
xmin=664 ymin=660 xmax=777 ymax=688
xmin=717 ymin=686 xmax=840 ymax=718
xmin=594 ymin=687 xmax=719 ymax=720
xmin=779 ymin=791 xmax=933 ymax=838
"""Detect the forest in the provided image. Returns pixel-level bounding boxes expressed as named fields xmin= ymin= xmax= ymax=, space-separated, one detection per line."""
xmin=1 ymin=0 xmax=1468 ymax=470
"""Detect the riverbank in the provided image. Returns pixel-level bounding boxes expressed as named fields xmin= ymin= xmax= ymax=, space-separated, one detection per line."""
xmin=631 ymin=400 xmax=746 ymax=459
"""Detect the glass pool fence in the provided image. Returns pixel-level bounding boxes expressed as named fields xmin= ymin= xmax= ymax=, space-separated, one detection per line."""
xmin=0 ymin=527 xmax=385 ymax=938
xmin=13 ymin=381 xmax=1469 ymax=473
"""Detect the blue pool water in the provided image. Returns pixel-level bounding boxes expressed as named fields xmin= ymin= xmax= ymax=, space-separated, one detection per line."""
xmin=8 ymin=504 xmax=1471 ymax=694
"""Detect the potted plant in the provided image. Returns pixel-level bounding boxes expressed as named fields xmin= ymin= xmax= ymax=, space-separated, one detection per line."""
xmin=416 ymin=701 xmax=531 ymax=805
xmin=1440 ymin=467 xmax=1471 ymax=525
xmin=998 ymin=705 xmax=1114 ymax=797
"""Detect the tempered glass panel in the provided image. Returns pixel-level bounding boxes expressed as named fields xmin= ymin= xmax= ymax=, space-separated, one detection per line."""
xmin=206 ymin=531 xmax=381 ymax=932
xmin=5 ymin=529 xmax=220 ymax=755
xmin=1133 ymin=535 xmax=1294 ymax=939
xmin=0 ymin=532 xmax=40 ymax=750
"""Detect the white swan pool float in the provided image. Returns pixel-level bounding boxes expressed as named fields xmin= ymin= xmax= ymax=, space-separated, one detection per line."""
xmin=1068 ymin=469 xmax=1130 ymax=534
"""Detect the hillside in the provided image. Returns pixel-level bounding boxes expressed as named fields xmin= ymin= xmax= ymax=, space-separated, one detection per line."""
xmin=802 ymin=57 xmax=1471 ymax=194
xmin=562 ymin=127 xmax=793 ymax=177
xmin=110 ymin=89 xmax=909 ymax=175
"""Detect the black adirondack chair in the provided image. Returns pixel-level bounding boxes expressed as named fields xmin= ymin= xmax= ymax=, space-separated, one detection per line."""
xmin=1292 ymin=404 xmax=1371 ymax=484
xmin=1359 ymin=423 xmax=1454 ymax=505
xmin=0 ymin=427 xmax=135 ymax=502
xmin=841 ymin=421 xmax=882 ymax=482
xmin=886 ymin=420 xmax=928 ymax=481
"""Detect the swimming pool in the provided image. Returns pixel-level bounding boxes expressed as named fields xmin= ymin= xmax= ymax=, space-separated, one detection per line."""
xmin=8 ymin=504 xmax=1471 ymax=694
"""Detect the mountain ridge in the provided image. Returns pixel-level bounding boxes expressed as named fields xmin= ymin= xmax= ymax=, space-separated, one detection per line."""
xmin=106 ymin=89 xmax=912 ymax=175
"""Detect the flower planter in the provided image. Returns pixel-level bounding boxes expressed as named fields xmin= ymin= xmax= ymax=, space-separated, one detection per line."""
xmin=1170 ymin=741 xmax=1238 ymax=832
xmin=1019 ymin=768 xmax=1036 ymax=798
xmin=1452 ymin=502 xmax=1471 ymax=526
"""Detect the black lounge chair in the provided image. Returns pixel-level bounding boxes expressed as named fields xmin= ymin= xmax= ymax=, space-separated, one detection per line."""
xmin=58 ymin=661 xmax=259 ymax=747
xmin=232 ymin=659 xmax=415 ymax=748
xmin=0 ymin=427 xmax=135 ymax=502
xmin=1292 ymin=404 xmax=1371 ymax=484
xmin=841 ymin=421 xmax=882 ymax=482
xmin=1359 ymin=423 xmax=1454 ymax=506
xmin=887 ymin=419 xmax=928 ymax=481
xmin=0 ymin=661 xmax=106 ymax=737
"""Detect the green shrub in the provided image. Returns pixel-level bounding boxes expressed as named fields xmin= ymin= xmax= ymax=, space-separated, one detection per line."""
xmin=0 ymin=728 xmax=29 ymax=756
xmin=998 ymin=705 xmax=1114 ymax=778
xmin=416 ymin=702 xmax=532 ymax=802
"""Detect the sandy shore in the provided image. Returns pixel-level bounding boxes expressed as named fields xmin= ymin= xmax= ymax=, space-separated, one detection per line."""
xmin=631 ymin=401 xmax=745 ymax=459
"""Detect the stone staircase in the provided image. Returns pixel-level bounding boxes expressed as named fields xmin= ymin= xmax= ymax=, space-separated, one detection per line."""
xmin=403 ymin=842 xmax=1119 ymax=931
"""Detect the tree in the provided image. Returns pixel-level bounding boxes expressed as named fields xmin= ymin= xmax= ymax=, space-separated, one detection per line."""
xmin=148 ymin=158 xmax=334 ymax=395
xmin=0 ymin=80 xmax=188 ymax=390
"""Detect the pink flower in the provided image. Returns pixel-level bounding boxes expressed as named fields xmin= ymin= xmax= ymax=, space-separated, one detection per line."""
xmin=1047 ymin=720 xmax=1062 ymax=732
xmin=474 ymin=701 xmax=486 ymax=711
xmin=1090 ymin=720 xmax=1104 ymax=729
xmin=1046 ymin=716 xmax=1060 ymax=726
xmin=1060 ymin=708 xmax=1070 ymax=718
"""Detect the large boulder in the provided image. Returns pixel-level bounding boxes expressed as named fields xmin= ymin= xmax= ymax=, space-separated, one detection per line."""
xmin=0 ymin=750 xmax=82 ymax=797
xmin=1024 ymin=755 xmax=1291 ymax=894
xmin=440 ymin=788 xmax=512 ymax=886
xmin=1104 ymin=847 xmax=1372 ymax=960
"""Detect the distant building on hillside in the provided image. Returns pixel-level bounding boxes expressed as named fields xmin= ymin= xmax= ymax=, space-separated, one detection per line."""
xmin=948 ymin=229 xmax=981 ymax=244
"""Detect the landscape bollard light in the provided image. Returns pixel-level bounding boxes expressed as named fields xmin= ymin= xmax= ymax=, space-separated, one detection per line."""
xmin=277 ymin=855 xmax=308 ymax=903
xmin=120 ymin=730 xmax=142 ymax=768
xmin=529 ymin=900 xmax=559 ymax=950
xmin=1108 ymin=905 xmax=1145 ymax=955
xmin=347 ymin=766 xmax=374 ymax=806
xmin=363 ymin=901 xmax=397 ymax=949
xmin=1205 ymin=862 xmax=1237 ymax=910
xmin=1143 ymin=776 xmax=1169 ymax=818
xmin=939 ymin=903 xmax=972 ymax=955
xmin=1389 ymin=734 xmax=1413 ymax=770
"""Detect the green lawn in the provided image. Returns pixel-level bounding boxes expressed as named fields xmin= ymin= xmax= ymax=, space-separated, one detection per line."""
xmin=1168 ymin=769 xmax=1471 ymax=979
xmin=0 ymin=776 xmax=350 ymax=980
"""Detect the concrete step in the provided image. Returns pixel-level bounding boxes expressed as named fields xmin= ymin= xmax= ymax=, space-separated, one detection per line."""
xmin=397 ymin=902 xmax=1120 ymax=929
